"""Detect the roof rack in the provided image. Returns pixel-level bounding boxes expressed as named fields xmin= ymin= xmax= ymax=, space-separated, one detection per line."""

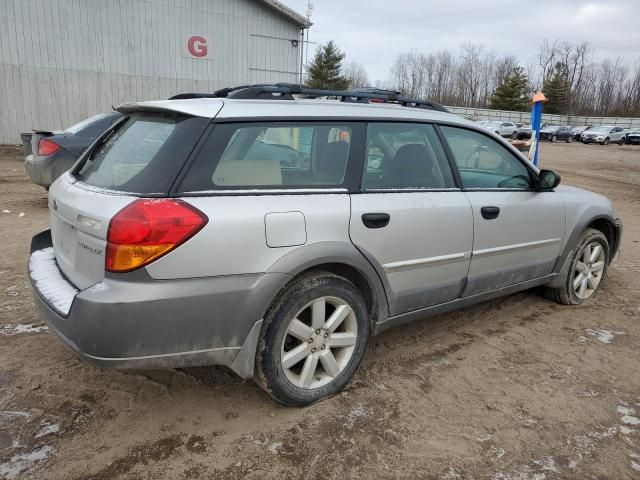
xmin=168 ymin=83 xmax=450 ymax=113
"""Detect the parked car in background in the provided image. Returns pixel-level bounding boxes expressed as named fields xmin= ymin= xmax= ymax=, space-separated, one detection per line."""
xmin=482 ymin=121 xmax=518 ymax=138
xmin=571 ymin=126 xmax=590 ymax=141
xmin=626 ymin=129 xmax=640 ymax=145
xmin=22 ymin=111 xmax=123 ymax=189
xmin=539 ymin=125 xmax=573 ymax=142
xmin=27 ymin=83 xmax=622 ymax=406
xmin=581 ymin=126 xmax=627 ymax=145
xmin=515 ymin=124 xmax=532 ymax=140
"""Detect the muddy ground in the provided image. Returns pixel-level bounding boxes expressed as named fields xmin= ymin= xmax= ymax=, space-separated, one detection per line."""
xmin=1 ymin=142 xmax=639 ymax=480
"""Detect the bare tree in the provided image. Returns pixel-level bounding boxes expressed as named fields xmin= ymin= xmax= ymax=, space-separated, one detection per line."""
xmin=343 ymin=61 xmax=370 ymax=89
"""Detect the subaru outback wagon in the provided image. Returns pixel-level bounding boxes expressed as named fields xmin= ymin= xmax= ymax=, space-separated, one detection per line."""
xmin=28 ymin=84 xmax=622 ymax=406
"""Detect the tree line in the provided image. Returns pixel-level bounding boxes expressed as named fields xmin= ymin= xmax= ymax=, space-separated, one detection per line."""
xmin=305 ymin=40 xmax=640 ymax=117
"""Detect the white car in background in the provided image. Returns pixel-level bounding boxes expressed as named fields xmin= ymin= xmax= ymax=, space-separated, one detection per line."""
xmin=482 ymin=121 xmax=518 ymax=138
xmin=581 ymin=126 xmax=627 ymax=145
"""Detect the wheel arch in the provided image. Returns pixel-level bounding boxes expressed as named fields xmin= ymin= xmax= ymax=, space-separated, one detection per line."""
xmin=264 ymin=242 xmax=390 ymax=332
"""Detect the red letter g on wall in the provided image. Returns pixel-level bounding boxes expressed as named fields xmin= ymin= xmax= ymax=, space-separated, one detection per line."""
xmin=187 ymin=36 xmax=208 ymax=57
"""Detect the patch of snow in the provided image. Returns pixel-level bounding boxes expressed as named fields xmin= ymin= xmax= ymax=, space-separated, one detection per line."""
xmin=34 ymin=421 xmax=60 ymax=439
xmin=2 ymin=210 xmax=10 ymax=214
xmin=620 ymin=425 xmax=635 ymax=435
xmin=0 ymin=324 xmax=49 ymax=336
xmin=630 ymin=452 xmax=639 ymax=459
xmin=267 ymin=442 xmax=282 ymax=454
xmin=28 ymin=247 xmax=78 ymax=315
xmin=342 ymin=403 xmax=367 ymax=428
xmin=0 ymin=411 xmax=32 ymax=418
xmin=0 ymin=446 xmax=52 ymax=479
xmin=622 ymin=415 xmax=640 ymax=426
xmin=631 ymin=461 xmax=640 ymax=472
xmin=617 ymin=405 xmax=640 ymax=425
xmin=585 ymin=329 xmax=625 ymax=344
xmin=17 ymin=212 xmax=25 ymax=218
xmin=533 ymin=457 xmax=559 ymax=473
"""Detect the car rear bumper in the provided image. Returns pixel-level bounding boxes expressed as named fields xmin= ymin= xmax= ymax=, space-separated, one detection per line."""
xmin=24 ymin=152 xmax=75 ymax=188
xmin=28 ymin=230 xmax=287 ymax=378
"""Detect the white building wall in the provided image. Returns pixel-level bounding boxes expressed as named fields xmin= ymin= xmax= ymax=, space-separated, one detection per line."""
xmin=0 ymin=0 xmax=302 ymax=143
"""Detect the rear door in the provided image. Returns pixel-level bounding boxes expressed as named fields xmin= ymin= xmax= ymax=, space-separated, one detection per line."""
xmin=349 ymin=122 xmax=473 ymax=315
xmin=440 ymin=125 xmax=565 ymax=297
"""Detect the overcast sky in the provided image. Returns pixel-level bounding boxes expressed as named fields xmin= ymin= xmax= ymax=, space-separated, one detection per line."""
xmin=280 ymin=0 xmax=640 ymax=83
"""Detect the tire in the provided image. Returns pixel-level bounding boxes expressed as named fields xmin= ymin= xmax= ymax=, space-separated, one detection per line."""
xmin=619 ymin=137 xmax=625 ymax=145
xmin=254 ymin=272 xmax=369 ymax=406
xmin=541 ymin=228 xmax=609 ymax=305
xmin=511 ymin=131 xmax=517 ymax=140
xmin=603 ymin=137 xmax=610 ymax=145
xmin=551 ymin=135 xmax=557 ymax=143
xmin=566 ymin=135 xmax=572 ymax=143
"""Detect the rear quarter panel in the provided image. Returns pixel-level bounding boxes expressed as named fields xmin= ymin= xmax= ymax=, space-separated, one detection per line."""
xmin=145 ymin=194 xmax=353 ymax=279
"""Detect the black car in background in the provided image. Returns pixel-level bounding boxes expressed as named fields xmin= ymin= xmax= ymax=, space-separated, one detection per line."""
xmin=22 ymin=111 xmax=123 ymax=189
xmin=515 ymin=124 xmax=532 ymax=140
xmin=626 ymin=129 xmax=640 ymax=145
xmin=539 ymin=125 xmax=573 ymax=142
xmin=571 ymin=126 xmax=591 ymax=141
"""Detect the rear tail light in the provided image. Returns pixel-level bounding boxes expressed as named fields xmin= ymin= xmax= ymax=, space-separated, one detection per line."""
xmin=37 ymin=138 xmax=60 ymax=156
xmin=106 ymin=199 xmax=208 ymax=273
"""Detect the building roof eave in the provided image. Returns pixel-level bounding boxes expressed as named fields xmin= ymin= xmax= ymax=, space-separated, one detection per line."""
xmin=256 ymin=0 xmax=312 ymax=28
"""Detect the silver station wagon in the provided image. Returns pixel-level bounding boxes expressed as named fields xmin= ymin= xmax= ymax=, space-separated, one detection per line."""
xmin=28 ymin=84 xmax=622 ymax=406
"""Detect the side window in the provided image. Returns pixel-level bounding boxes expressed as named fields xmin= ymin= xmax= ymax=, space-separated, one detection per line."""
xmin=363 ymin=123 xmax=455 ymax=190
xmin=440 ymin=126 xmax=533 ymax=189
xmin=179 ymin=123 xmax=356 ymax=191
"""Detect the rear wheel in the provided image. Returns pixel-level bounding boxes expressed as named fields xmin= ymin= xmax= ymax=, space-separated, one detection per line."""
xmin=619 ymin=137 xmax=625 ymax=145
xmin=254 ymin=272 xmax=369 ymax=406
xmin=541 ymin=228 xmax=609 ymax=305
xmin=566 ymin=135 xmax=572 ymax=143
xmin=511 ymin=131 xmax=518 ymax=139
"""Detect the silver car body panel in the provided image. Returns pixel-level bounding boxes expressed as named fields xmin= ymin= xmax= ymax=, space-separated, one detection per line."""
xmin=29 ymin=97 xmax=622 ymax=378
xmin=462 ymin=190 xmax=565 ymax=296
xmin=350 ymin=191 xmax=473 ymax=314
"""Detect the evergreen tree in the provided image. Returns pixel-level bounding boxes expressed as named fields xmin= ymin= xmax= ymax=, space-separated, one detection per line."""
xmin=489 ymin=66 xmax=530 ymax=111
xmin=543 ymin=62 xmax=570 ymax=114
xmin=306 ymin=41 xmax=350 ymax=90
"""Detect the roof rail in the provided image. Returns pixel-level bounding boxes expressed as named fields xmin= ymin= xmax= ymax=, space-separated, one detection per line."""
xmin=169 ymin=83 xmax=450 ymax=113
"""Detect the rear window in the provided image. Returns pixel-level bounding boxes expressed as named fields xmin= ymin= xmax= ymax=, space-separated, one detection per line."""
xmin=179 ymin=122 xmax=360 ymax=192
xmin=73 ymin=112 xmax=208 ymax=194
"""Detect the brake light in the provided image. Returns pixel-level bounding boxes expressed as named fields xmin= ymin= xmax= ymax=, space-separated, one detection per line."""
xmin=106 ymin=199 xmax=208 ymax=272
xmin=37 ymin=138 xmax=60 ymax=156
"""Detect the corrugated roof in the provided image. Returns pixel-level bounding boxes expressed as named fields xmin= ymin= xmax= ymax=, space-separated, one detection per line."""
xmin=256 ymin=0 xmax=312 ymax=28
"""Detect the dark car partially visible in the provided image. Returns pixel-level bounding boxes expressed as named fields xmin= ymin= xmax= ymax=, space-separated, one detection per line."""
xmin=539 ymin=125 xmax=572 ymax=142
xmin=626 ymin=129 xmax=640 ymax=145
xmin=22 ymin=111 xmax=123 ymax=189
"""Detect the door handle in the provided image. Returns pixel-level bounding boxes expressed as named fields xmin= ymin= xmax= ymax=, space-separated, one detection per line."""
xmin=362 ymin=213 xmax=390 ymax=229
xmin=481 ymin=206 xmax=500 ymax=220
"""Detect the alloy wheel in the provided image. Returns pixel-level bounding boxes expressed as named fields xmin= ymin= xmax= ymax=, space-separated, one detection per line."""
xmin=573 ymin=242 xmax=606 ymax=300
xmin=280 ymin=296 xmax=358 ymax=389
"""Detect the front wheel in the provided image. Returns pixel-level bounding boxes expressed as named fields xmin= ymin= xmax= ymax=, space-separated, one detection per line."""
xmin=566 ymin=135 xmax=572 ymax=143
xmin=551 ymin=135 xmax=557 ymax=143
xmin=619 ymin=137 xmax=625 ymax=145
xmin=255 ymin=272 xmax=369 ymax=406
xmin=541 ymin=228 xmax=609 ymax=305
xmin=603 ymin=137 xmax=610 ymax=145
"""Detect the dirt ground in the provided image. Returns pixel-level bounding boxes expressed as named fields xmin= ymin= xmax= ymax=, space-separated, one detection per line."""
xmin=1 ymin=142 xmax=639 ymax=480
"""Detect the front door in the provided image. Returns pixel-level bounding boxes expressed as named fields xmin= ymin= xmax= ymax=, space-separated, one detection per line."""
xmin=349 ymin=122 xmax=473 ymax=315
xmin=439 ymin=126 xmax=565 ymax=297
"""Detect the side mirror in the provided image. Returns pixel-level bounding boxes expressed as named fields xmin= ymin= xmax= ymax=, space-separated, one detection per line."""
xmin=538 ymin=169 xmax=561 ymax=190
